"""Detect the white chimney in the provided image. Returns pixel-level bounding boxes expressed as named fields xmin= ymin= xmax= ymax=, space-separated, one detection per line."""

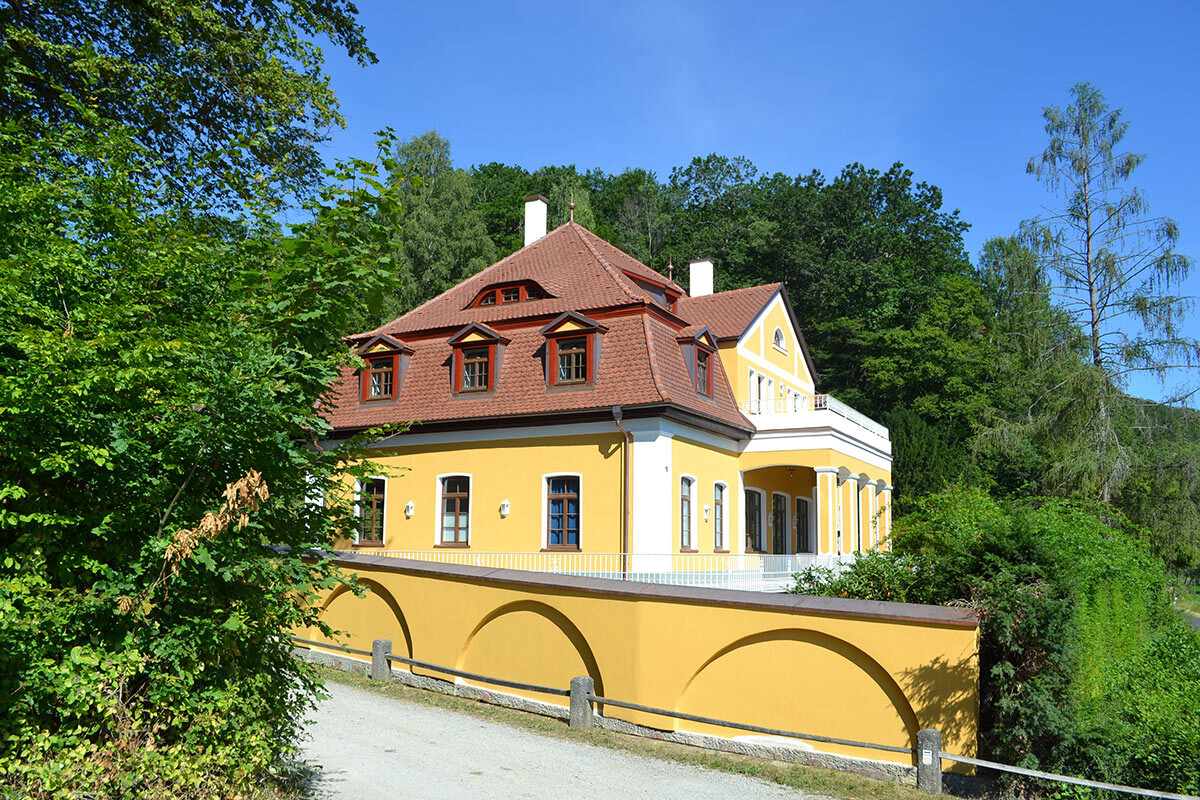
xmin=689 ymin=259 xmax=713 ymax=297
xmin=523 ymin=194 xmax=548 ymax=246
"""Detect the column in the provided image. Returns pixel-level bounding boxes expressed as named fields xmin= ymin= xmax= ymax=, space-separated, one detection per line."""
xmin=857 ymin=476 xmax=872 ymax=554
xmin=839 ymin=474 xmax=858 ymax=556
xmin=879 ymin=484 xmax=893 ymax=550
xmin=813 ymin=467 xmax=839 ymax=555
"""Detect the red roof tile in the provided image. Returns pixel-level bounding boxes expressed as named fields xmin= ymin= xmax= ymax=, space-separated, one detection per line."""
xmin=328 ymin=222 xmax=755 ymax=435
xmin=675 ymin=283 xmax=782 ymax=340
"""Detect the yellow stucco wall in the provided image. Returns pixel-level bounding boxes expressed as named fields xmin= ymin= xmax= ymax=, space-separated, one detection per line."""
xmin=670 ymin=436 xmax=741 ymax=553
xmin=338 ymin=433 xmax=623 ymax=552
xmin=303 ymin=558 xmax=980 ymax=770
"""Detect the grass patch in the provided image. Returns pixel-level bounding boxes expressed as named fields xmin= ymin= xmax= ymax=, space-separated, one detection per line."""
xmin=313 ymin=664 xmax=959 ymax=800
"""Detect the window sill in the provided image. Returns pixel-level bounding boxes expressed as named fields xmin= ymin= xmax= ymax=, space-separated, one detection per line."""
xmin=541 ymin=546 xmax=581 ymax=552
xmin=435 ymin=542 xmax=470 ymax=548
xmin=354 ymin=542 xmax=384 ymax=548
xmin=679 ymin=547 xmax=698 ymax=553
xmin=713 ymin=548 xmax=730 ymax=554
xmin=745 ymin=549 xmax=767 ymax=555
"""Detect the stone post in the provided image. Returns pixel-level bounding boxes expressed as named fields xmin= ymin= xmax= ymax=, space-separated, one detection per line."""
xmin=371 ymin=638 xmax=392 ymax=681
xmin=916 ymin=727 xmax=942 ymax=794
xmin=569 ymin=676 xmax=594 ymax=729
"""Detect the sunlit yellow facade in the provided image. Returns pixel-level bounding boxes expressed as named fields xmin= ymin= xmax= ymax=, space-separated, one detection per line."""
xmin=334 ymin=287 xmax=892 ymax=561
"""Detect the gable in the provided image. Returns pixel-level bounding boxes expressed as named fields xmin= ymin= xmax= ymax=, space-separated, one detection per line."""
xmin=739 ymin=291 xmax=816 ymax=388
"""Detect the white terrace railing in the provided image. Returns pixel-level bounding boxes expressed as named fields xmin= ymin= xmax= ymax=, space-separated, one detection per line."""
xmin=739 ymin=393 xmax=889 ymax=440
xmin=333 ymin=550 xmax=855 ymax=593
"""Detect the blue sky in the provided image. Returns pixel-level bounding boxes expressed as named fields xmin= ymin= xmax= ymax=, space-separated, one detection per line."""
xmin=318 ymin=0 xmax=1199 ymax=401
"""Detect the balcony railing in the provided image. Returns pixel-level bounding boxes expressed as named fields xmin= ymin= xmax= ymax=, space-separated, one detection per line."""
xmin=739 ymin=393 xmax=889 ymax=440
xmin=333 ymin=550 xmax=855 ymax=593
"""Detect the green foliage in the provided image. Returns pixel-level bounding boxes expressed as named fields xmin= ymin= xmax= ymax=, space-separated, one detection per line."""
xmin=0 ymin=0 xmax=374 ymax=204
xmin=790 ymin=488 xmax=1195 ymax=794
xmin=0 ymin=113 xmax=405 ymax=796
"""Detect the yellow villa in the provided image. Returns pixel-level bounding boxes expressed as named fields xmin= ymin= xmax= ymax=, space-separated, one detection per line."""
xmin=325 ymin=195 xmax=893 ymax=591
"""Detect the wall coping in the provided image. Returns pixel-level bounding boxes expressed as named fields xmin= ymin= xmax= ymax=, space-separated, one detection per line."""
xmin=328 ymin=551 xmax=978 ymax=629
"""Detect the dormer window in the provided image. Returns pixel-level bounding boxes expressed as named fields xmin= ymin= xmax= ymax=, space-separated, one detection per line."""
xmin=354 ymin=334 xmax=413 ymax=405
xmin=468 ymin=281 xmax=549 ymax=308
xmin=366 ymin=357 xmax=395 ymax=399
xmin=461 ymin=347 xmax=490 ymax=391
xmin=695 ymin=348 xmax=712 ymax=396
xmin=448 ymin=323 xmax=509 ymax=394
xmin=540 ymin=312 xmax=607 ymax=388
xmin=556 ymin=337 xmax=588 ymax=384
xmin=677 ymin=326 xmax=718 ymax=399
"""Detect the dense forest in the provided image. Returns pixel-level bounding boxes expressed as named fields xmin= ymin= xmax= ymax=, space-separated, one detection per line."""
xmin=1 ymin=1 xmax=1197 ymax=796
xmin=360 ymin=127 xmax=1200 ymax=578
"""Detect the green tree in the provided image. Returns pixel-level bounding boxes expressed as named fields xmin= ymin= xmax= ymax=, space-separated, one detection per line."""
xmin=372 ymin=131 xmax=497 ymax=322
xmin=0 ymin=112 xmax=405 ymax=795
xmin=0 ymin=0 xmax=374 ymax=203
xmin=1024 ymin=82 xmax=1197 ymax=501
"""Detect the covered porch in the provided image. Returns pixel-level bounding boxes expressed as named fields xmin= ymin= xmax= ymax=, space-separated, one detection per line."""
xmin=740 ymin=462 xmax=892 ymax=559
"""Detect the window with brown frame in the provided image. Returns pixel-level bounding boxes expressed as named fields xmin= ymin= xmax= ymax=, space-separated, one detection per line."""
xmin=357 ymin=478 xmax=385 ymax=546
xmin=478 ymin=290 xmax=496 ymax=306
xmin=461 ymin=347 xmax=490 ymax=392
xmin=796 ymin=497 xmax=813 ymax=554
xmin=361 ymin=356 xmax=397 ymax=402
xmin=680 ymin=477 xmax=694 ymax=550
xmin=501 ymin=287 xmax=521 ymax=303
xmin=440 ymin=476 xmax=470 ymax=545
xmin=555 ymin=337 xmax=588 ymax=384
xmin=713 ymin=483 xmax=726 ymax=550
xmin=546 ymin=476 xmax=580 ymax=549
xmin=695 ymin=348 xmax=712 ymax=396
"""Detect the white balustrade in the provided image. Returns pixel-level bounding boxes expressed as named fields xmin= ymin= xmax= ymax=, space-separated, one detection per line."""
xmin=738 ymin=392 xmax=889 ymax=440
xmin=335 ymin=549 xmax=854 ymax=593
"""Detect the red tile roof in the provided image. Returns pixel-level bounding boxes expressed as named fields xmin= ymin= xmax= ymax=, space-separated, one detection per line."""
xmin=327 ymin=222 xmax=777 ymax=436
xmin=675 ymin=283 xmax=782 ymax=340
xmin=359 ymin=222 xmax=679 ymax=338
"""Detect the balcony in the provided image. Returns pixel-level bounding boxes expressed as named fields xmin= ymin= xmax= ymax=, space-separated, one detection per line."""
xmin=739 ymin=393 xmax=889 ymax=445
xmin=333 ymin=550 xmax=855 ymax=593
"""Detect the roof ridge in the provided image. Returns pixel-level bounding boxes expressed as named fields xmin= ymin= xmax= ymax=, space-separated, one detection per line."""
xmin=357 ymin=222 xmax=579 ymax=338
xmin=640 ymin=314 xmax=671 ymax=403
xmin=680 ymin=282 xmax=783 ymax=302
xmin=575 ymin=225 xmax=683 ymax=293
xmin=571 ymin=223 xmax=642 ymax=303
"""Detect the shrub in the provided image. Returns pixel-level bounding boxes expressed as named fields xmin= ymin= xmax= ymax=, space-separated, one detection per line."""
xmin=791 ymin=488 xmax=1193 ymax=795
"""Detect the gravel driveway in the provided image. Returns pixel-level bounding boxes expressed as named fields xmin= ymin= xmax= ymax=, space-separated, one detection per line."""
xmin=299 ymin=681 xmax=833 ymax=799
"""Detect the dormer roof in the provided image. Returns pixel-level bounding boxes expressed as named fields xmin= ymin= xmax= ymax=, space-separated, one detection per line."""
xmin=538 ymin=311 xmax=608 ymax=337
xmin=354 ymin=333 xmax=413 ymax=355
xmin=447 ymin=322 xmax=510 ymax=346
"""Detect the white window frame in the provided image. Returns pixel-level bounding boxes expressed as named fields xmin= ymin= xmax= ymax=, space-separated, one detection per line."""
xmin=541 ymin=472 xmax=583 ymax=550
xmin=743 ymin=487 xmax=767 ymax=553
xmin=748 ymin=368 xmax=759 ymax=413
xmin=678 ymin=473 xmax=698 ymax=550
xmin=354 ymin=475 xmax=388 ymax=546
xmin=713 ymin=481 xmax=729 ymax=551
xmin=772 ymin=326 xmax=788 ymax=353
xmin=434 ymin=472 xmax=472 ymax=547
